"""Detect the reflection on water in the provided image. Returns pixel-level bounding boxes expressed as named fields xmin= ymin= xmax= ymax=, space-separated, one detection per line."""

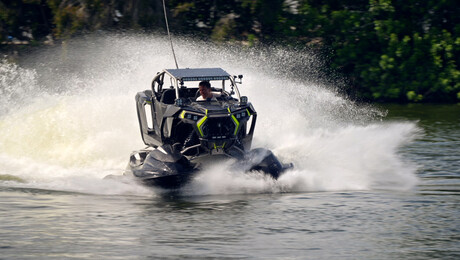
xmin=383 ymin=104 xmax=460 ymax=142
xmin=383 ymin=104 xmax=460 ymax=198
xmin=1 ymin=186 xmax=458 ymax=259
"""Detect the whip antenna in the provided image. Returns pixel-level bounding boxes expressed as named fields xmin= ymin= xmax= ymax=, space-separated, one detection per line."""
xmin=162 ymin=0 xmax=179 ymax=69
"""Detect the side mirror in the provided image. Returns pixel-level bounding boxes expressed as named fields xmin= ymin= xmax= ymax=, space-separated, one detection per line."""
xmin=234 ymin=74 xmax=243 ymax=84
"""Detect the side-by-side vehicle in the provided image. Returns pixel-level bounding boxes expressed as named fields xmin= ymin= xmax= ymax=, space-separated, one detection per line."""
xmin=123 ymin=68 xmax=292 ymax=188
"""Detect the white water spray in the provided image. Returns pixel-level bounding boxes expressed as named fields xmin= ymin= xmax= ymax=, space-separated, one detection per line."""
xmin=0 ymin=33 xmax=419 ymax=195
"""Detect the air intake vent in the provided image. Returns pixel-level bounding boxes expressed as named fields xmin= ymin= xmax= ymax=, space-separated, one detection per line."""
xmin=201 ymin=117 xmax=235 ymax=139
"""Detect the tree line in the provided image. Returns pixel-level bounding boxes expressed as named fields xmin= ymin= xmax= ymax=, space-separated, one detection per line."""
xmin=1 ymin=0 xmax=459 ymax=103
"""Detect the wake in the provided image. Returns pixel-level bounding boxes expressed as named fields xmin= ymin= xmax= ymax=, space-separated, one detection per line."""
xmin=0 ymin=33 xmax=419 ymax=195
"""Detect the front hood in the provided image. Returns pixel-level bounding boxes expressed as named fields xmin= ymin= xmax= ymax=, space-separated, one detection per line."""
xmin=186 ymin=102 xmax=229 ymax=114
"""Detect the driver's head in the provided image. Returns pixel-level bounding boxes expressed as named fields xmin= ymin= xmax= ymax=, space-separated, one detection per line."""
xmin=198 ymin=81 xmax=212 ymax=99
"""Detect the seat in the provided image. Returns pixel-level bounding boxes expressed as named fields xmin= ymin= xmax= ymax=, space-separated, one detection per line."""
xmin=160 ymin=89 xmax=176 ymax=104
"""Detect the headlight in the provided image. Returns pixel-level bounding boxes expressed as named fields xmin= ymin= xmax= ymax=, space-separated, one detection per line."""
xmin=233 ymin=110 xmax=250 ymax=119
xmin=180 ymin=111 xmax=204 ymax=121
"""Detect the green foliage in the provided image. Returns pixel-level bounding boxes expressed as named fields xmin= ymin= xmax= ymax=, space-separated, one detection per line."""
xmin=406 ymin=91 xmax=423 ymax=102
xmin=211 ymin=14 xmax=237 ymax=42
xmin=0 ymin=0 xmax=53 ymax=42
xmin=48 ymin=0 xmax=113 ymax=38
xmin=1 ymin=0 xmax=458 ymax=103
xmin=290 ymin=0 xmax=460 ymax=103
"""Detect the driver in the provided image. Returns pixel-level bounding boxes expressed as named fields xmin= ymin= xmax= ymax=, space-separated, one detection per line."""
xmin=197 ymin=81 xmax=220 ymax=101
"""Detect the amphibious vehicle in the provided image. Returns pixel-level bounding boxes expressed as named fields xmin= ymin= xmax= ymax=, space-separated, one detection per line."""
xmin=124 ymin=68 xmax=292 ymax=188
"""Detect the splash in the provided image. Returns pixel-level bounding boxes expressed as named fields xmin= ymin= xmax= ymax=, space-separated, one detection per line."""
xmin=0 ymin=32 xmax=419 ymax=195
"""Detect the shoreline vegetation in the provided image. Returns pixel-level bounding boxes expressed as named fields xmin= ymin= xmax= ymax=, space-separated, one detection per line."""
xmin=1 ymin=0 xmax=459 ymax=103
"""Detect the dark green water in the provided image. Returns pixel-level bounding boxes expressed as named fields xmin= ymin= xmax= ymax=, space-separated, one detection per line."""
xmin=383 ymin=104 xmax=460 ymax=187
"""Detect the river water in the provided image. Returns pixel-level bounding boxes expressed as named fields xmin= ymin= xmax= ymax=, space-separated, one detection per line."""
xmin=0 ymin=34 xmax=459 ymax=259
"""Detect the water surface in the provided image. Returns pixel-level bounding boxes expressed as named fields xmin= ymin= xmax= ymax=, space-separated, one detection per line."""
xmin=0 ymin=35 xmax=459 ymax=259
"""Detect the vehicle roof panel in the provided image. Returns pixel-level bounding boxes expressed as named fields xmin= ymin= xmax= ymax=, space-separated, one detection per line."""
xmin=165 ymin=68 xmax=231 ymax=81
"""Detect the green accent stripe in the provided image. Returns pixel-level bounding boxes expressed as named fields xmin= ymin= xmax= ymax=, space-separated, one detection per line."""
xmin=180 ymin=110 xmax=186 ymax=118
xmin=197 ymin=116 xmax=207 ymax=137
xmin=231 ymin=114 xmax=239 ymax=136
xmin=246 ymin=109 xmax=251 ymax=116
xmin=213 ymin=142 xmax=226 ymax=149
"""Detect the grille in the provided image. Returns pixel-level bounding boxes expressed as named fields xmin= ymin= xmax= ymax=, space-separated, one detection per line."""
xmin=201 ymin=117 xmax=235 ymax=140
